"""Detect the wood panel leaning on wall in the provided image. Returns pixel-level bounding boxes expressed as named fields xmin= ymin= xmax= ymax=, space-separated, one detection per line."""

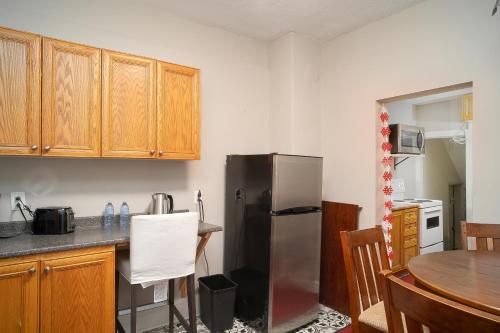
xmin=320 ymin=201 xmax=359 ymax=315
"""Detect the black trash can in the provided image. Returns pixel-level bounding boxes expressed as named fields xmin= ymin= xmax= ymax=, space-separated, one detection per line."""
xmin=199 ymin=274 xmax=237 ymax=332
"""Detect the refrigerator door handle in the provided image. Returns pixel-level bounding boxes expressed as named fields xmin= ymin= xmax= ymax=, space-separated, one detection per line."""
xmin=272 ymin=206 xmax=321 ymax=216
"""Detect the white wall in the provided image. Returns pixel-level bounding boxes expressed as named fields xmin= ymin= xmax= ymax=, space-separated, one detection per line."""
xmin=269 ymin=32 xmax=322 ymax=156
xmin=321 ymin=0 xmax=500 ymax=228
xmin=0 ymin=0 xmax=271 ymax=279
xmin=415 ymin=98 xmax=463 ymax=133
xmin=269 ymin=34 xmax=294 ymax=153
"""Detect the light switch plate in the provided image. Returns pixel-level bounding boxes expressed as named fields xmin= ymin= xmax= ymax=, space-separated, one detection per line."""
xmin=11 ymin=192 xmax=26 ymax=211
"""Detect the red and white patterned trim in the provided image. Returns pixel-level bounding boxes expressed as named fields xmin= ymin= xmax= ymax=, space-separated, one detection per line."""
xmin=380 ymin=105 xmax=394 ymax=261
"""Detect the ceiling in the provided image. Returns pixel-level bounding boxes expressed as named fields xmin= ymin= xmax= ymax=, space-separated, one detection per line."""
xmin=141 ymin=0 xmax=425 ymax=41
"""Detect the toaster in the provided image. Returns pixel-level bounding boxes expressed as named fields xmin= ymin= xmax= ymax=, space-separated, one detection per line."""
xmin=33 ymin=207 xmax=75 ymax=235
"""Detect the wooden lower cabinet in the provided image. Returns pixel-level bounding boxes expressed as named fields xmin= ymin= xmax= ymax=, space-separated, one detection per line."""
xmin=0 ymin=261 xmax=39 ymax=333
xmin=0 ymin=246 xmax=115 ymax=333
xmin=390 ymin=212 xmax=404 ymax=272
xmin=391 ymin=207 xmax=419 ymax=272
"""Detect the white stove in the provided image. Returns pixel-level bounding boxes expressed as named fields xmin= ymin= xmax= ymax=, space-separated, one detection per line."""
xmin=393 ymin=198 xmax=442 ymax=209
xmin=393 ymin=198 xmax=444 ymax=254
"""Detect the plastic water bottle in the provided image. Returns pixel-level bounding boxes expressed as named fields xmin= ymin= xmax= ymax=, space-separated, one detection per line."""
xmin=119 ymin=202 xmax=129 ymax=227
xmin=103 ymin=202 xmax=114 ymax=226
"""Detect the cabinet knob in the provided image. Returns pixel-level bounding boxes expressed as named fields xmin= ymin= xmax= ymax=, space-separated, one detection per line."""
xmin=44 ymin=145 xmax=51 ymax=152
xmin=149 ymin=149 xmax=156 ymax=155
xmin=159 ymin=150 xmax=164 ymax=156
xmin=28 ymin=267 xmax=36 ymax=274
xmin=31 ymin=144 xmax=38 ymax=151
xmin=44 ymin=266 xmax=51 ymax=274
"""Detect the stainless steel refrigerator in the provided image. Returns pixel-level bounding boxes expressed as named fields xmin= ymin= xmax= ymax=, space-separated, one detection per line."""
xmin=224 ymin=154 xmax=322 ymax=333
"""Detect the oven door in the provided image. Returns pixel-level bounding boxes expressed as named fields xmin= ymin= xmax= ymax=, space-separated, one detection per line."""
xmin=419 ymin=206 xmax=443 ymax=248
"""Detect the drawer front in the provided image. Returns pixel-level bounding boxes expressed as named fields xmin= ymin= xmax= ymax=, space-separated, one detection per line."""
xmin=403 ymin=246 xmax=418 ymax=265
xmin=404 ymin=236 xmax=417 ymax=248
xmin=403 ymin=223 xmax=417 ymax=237
xmin=404 ymin=211 xmax=418 ymax=224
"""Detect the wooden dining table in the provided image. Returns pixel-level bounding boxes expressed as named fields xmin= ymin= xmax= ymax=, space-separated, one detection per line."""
xmin=408 ymin=250 xmax=500 ymax=316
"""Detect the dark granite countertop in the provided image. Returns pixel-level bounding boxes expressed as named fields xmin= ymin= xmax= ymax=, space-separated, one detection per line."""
xmin=0 ymin=220 xmax=222 ymax=259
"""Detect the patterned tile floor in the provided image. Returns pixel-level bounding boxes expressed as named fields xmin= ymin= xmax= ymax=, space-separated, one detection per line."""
xmin=145 ymin=305 xmax=351 ymax=333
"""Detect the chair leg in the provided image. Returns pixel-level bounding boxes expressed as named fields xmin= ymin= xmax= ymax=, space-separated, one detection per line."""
xmin=169 ymin=279 xmax=175 ymax=333
xmin=131 ymin=284 xmax=137 ymax=333
xmin=187 ymin=274 xmax=197 ymax=333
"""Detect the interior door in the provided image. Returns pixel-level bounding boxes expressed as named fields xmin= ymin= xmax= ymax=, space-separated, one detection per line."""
xmin=269 ymin=212 xmax=321 ymax=333
xmin=42 ymin=38 xmax=101 ymax=157
xmin=272 ymin=155 xmax=323 ymax=212
xmin=0 ymin=261 xmax=39 ymax=333
xmin=157 ymin=61 xmax=200 ymax=160
xmin=102 ymin=50 xmax=156 ymax=158
xmin=0 ymin=27 xmax=41 ymax=156
xmin=40 ymin=252 xmax=114 ymax=333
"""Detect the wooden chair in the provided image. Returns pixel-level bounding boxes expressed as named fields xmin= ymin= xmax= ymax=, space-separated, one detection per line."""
xmin=379 ymin=269 xmax=500 ymax=333
xmin=340 ymin=226 xmax=390 ymax=333
xmin=461 ymin=221 xmax=500 ymax=251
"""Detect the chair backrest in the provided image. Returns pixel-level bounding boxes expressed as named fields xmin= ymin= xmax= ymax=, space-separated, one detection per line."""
xmin=379 ymin=270 xmax=500 ymax=333
xmin=130 ymin=213 xmax=198 ymax=284
xmin=340 ymin=226 xmax=390 ymax=329
xmin=461 ymin=221 xmax=500 ymax=251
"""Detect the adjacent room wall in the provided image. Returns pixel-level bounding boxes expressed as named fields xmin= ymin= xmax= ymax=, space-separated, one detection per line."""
xmin=422 ymin=139 xmax=461 ymax=250
xmin=0 ymin=0 xmax=271 ymax=279
xmin=415 ymin=98 xmax=463 ymax=133
xmin=321 ymin=0 xmax=500 ymax=228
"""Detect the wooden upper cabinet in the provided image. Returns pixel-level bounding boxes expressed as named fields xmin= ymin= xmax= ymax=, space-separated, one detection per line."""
xmin=40 ymin=251 xmax=115 ymax=333
xmin=102 ymin=50 xmax=156 ymax=158
xmin=42 ymin=38 xmax=101 ymax=157
xmin=157 ymin=62 xmax=200 ymax=159
xmin=0 ymin=261 xmax=39 ymax=333
xmin=0 ymin=27 xmax=41 ymax=155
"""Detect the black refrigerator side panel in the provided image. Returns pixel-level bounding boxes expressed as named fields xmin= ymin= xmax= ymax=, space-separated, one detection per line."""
xmin=224 ymin=154 xmax=273 ymax=322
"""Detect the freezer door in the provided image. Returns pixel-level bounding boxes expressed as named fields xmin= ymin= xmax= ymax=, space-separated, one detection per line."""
xmin=268 ymin=212 xmax=321 ymax=333
xmin=272 ymin=155 xmax=323 ymax=212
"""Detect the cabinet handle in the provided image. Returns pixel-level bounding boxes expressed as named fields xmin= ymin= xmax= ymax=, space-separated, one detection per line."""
xmin=44 ymin=145 xmax=51 ymax=152
xmin=44 ymin=266 xmax=51 ymax=274
xmin=31 ymin=144 xmax=38 ymax=151
xmin=159 ymin=150 xmax=164 ymax=156
xmin=28 ymin=267 xmax=36 ymax=274
xmin=149 ymin=149 xmax=156 ymax=155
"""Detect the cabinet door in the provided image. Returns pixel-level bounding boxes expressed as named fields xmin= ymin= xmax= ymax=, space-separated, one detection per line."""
xmin=102 ymin=50 xmax=156 ymax=158
xmin=157 ymin=62 xmax=200 ymax=159
xmin=40 ymin=251 xmax=114 ymax=333
xmin=0 ymin=261 xmax=39 ymax=333
xmin=0 ymin=27 xmax=41 ymax=155
xmin=403 ymin=246 xmax=418 ymax=266
xmin=390 ymin=211 xmax=403 ymax=272
xmin=42 ymin=38 xmax=101 ymax=157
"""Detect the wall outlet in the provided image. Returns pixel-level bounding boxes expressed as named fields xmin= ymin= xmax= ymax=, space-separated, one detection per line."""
xmin=194 ymin=190 xmax=202 ymax=203
xmin=11 ymin=192 xmax=26 ymax=211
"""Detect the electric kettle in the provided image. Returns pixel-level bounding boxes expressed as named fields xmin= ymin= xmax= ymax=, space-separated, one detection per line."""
xmin=152 ymin=193 xmax=174 ymax=214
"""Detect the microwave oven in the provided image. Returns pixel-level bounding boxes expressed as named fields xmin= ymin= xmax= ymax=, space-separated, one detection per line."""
xmin=389 ymin=124 xmax=425 ymax=155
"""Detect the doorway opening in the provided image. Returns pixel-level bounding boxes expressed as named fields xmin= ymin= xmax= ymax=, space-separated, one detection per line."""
xmin=377 ymin=82 xmax=473 ymax=258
